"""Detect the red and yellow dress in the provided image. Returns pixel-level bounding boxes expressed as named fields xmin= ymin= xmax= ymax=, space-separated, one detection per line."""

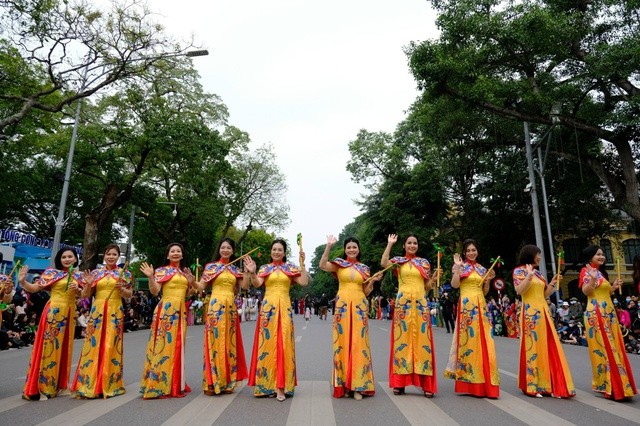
xmin=513 ymin=267 xmax=575 ymax=398
xmin=140 ymin=267 xmax=191 ymax=399
xmin=23 ymin=268 xmax=83 ymax=400
xmin=444 ymin=261 xmax=499 ymax=398
xmin=248 ymin=261 xmax=300 ymax=396
xmin=201 ymin=261 xmax=248 ymax=394
xmin=330 ymin=258 xmax=375 ymax=398
xmin=71 ymin=266 xmax=131 ymax=398
xmin=389 ymin=256 xmax=436 ymax=394
xmin=581 ymin=266 xmax=637 ymax=400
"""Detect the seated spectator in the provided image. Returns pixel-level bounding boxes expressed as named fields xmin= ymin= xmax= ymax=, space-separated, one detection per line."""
xmin=615 ymin=300 xmax=631 ymax=329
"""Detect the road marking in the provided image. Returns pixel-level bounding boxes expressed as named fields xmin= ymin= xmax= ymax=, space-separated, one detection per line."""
xmin=574 ymin=390 xmax=640 ymax=423
xmin=36 ymin=382 xmax=141 ymax=426
xmin=501 ymin=368 xmax=640 ymax=423
xmin=380 ymin=382 xmax=459 ymax=426
xmin=486 ymin=389 xmax=575 ymax=426
xmin=162 ymin=383 xmax=245 ymax=426
xmin=296 ymin=336 xmax=302 ymax=342
xmin=0 ymin=394 xmax=28 ymax=414
xmin=498 ymin=368 xmax=517 ymax=379
xmin=286 ymin=381 xmax=335 ymax=426
xmin=379 ymin=327 xmax=388 ymax=331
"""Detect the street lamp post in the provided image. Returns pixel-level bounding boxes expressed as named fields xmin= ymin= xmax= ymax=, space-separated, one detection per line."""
xmin=49 ymin=49 xmax=209 ymax=266
xmin=524 ymin=121 xmax=561 ymax=302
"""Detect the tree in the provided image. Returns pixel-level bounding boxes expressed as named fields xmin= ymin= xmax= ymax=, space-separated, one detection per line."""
xmin=70 ymin=57 xmax=229 ymax=269
xmin=217 ymin=143 xmax=290 ymax=251
xmin=407 ymin=0 xmax=640 ymax=222
xmin=0 ymin=0 xmax=195 ymax=137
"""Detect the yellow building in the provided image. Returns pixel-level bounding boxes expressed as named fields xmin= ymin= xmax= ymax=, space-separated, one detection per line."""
xmin=558 ymin=230 xmax=638 ymax=299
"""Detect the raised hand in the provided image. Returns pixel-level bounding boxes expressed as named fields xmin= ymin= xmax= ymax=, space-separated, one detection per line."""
xmin=140 ymin=262 xmax=154 ymax=278
xmin=182 ymin=267 xmax=196 ymax=287
xmin=82 ymin=270 xmax=95 ymax=286
xmin=387 ymin=234 xmax=398 ymax=245
xmin=453 ymin=253 xmax=463 ymax=268
xmin=244 ymin=256 xmax=256 ymax=274
xmin=299 ymin=251 xmax=306 ymax=262
xmin=326 ymin=234 xmax=337 ymax=247
xmin=18 ymin=265 xmax=29 ymax=283
xmin=525 ymin=263 xmax=535 ymax=276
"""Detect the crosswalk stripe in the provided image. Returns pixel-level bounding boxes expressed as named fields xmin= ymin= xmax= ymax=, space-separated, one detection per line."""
xmin=35 ymin=382 xmax=141 ymax=426
xmin=486 ymin=390 xmax=575 ymax=426
xmin=286 ymin=381 xmax=336 ymax=426
xmin=501 ymin=368 xmax=640 ymax=423
xmin=161 ymin=383 xmax=245 ymax=426
xmin=379 ymin=382 xmax=459 ymax=426
xmin=574 ymin=390 xmax=640 ymax=424
xmin=0 ymin=394 xmax=28 ymax=414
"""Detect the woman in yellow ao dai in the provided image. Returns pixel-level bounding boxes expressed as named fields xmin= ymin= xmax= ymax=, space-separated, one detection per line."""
xmin=19 ymin=248 xmax=84 ymax=400
xmin=244 ymin=239 xmax=309 ymax=402
xmin=197 ymin=238 xmax=248 ymax=395
xmin=72 ymin=244 xmax=132 ymax=399
xmin=319 ymin=235 xmax=382 ymax=400
xmin=381 ymin=234 xmax=439 ymax=397
xmin=444 ymin=239 xmax=499 ymax=398
xmin=512 ymin=245 xmax=575 ymax=398
xmin=139 ymin=243 xmax=197 ymax=399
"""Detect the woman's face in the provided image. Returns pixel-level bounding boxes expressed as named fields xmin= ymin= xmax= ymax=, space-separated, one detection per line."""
xmin=271 ymin=243 xmax=285 ymax=262
xmin=167 ymin=245 xmax=183 ymax=263
xmin=404 ymin=237 xmax=418 ymax=255
xmin=591 ymin=249 xmax=606 ymax=266
xmin=219 ymin=242 xmax=234 ymax=260
xmin=104 ymin=248 xmax=119 ymax=267
xmin=345 ymin=241 xmax=360 ymax=259
xmin=465 ymin=244 xmax=478 ymax=262
xmin=60 ymin=250 xmax=77 ymax=268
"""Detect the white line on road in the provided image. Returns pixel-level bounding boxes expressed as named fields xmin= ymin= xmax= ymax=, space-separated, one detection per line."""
xmin=162 ymin=383 xmax=245 ymax=426
xmin=286 ymin=381 xmax=335 ymax=426
xmin=486 ymin=389 xmax=575 ymax=426
xmin=500 ymin=368 xmax=640 ymax=424
xmin=0 ymin=394 xmax=28 ymax=414
xmin=296 ymin=336 xmax=302 ymax=342
xmin=574 ymin=389 xmax=640 ymax=424
xmin=380 ymin=382 xmax=459 ymax=426
xmin=379 ymin=327 xmax=388 ymax=331
xmin=36 ymin=382 xmax=142 ymax=426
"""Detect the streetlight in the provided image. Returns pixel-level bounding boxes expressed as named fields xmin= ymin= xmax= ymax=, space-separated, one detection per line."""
xmin=158 ymin=201 xmax=178 ymax=217
xmin=49 ymin=49 xmax=209 ymax=266
xmin=524 ymin=116 xmax=560 ymax=303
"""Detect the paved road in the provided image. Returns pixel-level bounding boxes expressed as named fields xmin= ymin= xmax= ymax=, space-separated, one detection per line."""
xmin=1 ymin=314 xmax=639 ymax=425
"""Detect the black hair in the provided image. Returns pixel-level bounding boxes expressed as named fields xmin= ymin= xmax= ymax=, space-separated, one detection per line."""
xmin=340 ymin=236 xmax=361 ymax=261
xmin=403 ymin=234 xmax=419 ymax=255
xmin=518 ymin=244 xmax=541 ymax=265
xmin=270 ymin=239 xmax=288 ymax=263
xmin=461 ymin=239 xmax=478 ymax=261
xmin=54 ymin=247 xmax=80 ymax=270
xmin=213 ymin=238 xmax=238 ymax=262
xmin=164 ymin=242 xmax=187 ymax=269
xmin=580 ymin=245 xmax=608 ymax=280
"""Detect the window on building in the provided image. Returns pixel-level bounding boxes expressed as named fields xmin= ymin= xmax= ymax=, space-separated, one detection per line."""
xmin=600 ymin=239 xmax=613 ymax=264
xmin=622 ymin=239 xmax=640 ymax=264
xmin=562 ymin=238 xmax=584 ymax=265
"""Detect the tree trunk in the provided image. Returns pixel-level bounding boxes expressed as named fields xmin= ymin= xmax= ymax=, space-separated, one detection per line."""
xmin=82 ymin=184 xmax=119 ymax=270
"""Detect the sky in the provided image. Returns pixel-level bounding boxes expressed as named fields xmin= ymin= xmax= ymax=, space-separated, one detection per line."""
xmin=149 ymin=0 xmax=440 ymax=263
